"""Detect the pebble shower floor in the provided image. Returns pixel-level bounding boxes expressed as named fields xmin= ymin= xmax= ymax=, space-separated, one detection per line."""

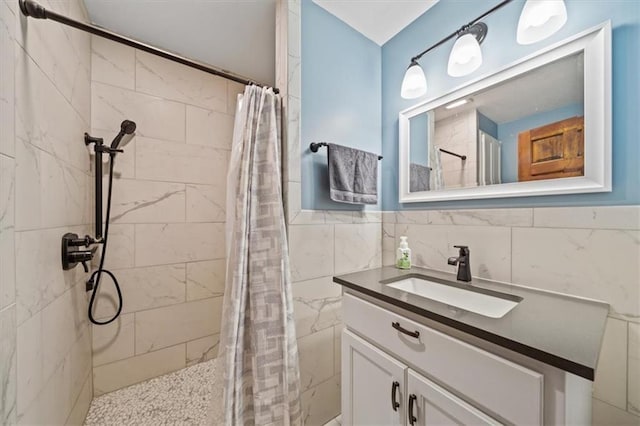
xmin=85 ymin=359 xmax=342 ymax=425
xmin=85 ymin=359 xmax=222 ymax=425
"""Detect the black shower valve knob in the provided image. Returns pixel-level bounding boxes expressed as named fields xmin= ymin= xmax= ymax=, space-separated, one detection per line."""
xmin=61 ymin=232 xmax=96 ymax=273
xmin=67 ymin=234 xmax=98 ymax=248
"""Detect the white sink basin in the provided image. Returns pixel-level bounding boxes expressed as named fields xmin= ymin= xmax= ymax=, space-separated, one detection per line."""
xmin=386 ymin=277 xmax=521 ymax=318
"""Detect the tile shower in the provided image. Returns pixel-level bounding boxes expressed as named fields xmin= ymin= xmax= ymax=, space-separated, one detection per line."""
xmin=89 ymin=35 xmax=240 ymax=397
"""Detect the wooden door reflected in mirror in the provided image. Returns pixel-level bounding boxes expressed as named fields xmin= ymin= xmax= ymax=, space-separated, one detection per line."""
xmin=518 ymin=116 xmax=584 ymax=182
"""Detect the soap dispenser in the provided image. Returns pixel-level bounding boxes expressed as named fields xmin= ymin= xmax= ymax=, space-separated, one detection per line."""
xmin=396 ymin=236 xmax=412 ymax=270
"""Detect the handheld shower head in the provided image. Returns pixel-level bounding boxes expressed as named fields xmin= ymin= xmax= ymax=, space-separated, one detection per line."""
xmin=120 ymin=120 xmax=136 ymax=135
xmin=110 ymin=120 xmax=137 ymax=150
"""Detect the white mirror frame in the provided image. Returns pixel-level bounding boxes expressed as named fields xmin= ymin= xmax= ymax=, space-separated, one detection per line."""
xmin=399 ymin=21 xmax=611 ymax=203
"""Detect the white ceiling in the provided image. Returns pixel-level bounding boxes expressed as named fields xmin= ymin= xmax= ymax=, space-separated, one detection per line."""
xmin=313 ymin=0 xmax=439 ymax=45
xmin=435 ymin=52 xmax=584 ymax=124
xmin=83 ymin=0 xmax=438 ymax=88
xmin=84 ymin=0 xmax=277 ymax=86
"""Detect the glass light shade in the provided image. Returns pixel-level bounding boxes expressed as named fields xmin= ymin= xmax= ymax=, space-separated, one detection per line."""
xmin=517 ymin=0 xmax=567 ymax=45
xmin=401 ymin=62 xmax=427 ymax=99
xmin=447 ymin=33 xmax=483 ymax=77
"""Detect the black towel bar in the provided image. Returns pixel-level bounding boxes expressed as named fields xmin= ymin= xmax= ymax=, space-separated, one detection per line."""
xmin=309 ymin=142 xmax=383 ymax=160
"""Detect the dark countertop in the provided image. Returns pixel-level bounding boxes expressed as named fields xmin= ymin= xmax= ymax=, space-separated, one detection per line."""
xmin=334 ymin=266 xmax=610 ymax=381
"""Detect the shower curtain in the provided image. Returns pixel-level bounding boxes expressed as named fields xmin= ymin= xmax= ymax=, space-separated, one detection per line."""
xmin=430 ymin=144 xmax=445 ymax=190
xmin=214 ymin=85 xmax=302 ymax=426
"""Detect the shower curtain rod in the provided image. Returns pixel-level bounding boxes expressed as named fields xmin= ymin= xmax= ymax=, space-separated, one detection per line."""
xmin=18 ymin=0 xmax=279 ymax=94
xmin=439 ymin=148 xmax=467 ymax=160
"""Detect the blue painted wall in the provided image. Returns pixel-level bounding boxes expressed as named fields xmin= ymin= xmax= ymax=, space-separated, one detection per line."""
xmin=301 ymin=0 xmax=382 ymax=210
xmin=409 ymin=114 xmax=430 ymax=167
xmin=498 ymin=103 xmax=584 ymax=183
xmin=381 ymin=0 xmax=640 ymax=210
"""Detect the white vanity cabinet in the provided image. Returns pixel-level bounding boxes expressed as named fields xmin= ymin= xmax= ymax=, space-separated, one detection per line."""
xmin=406 ymin=370 xmax=501 ymax=425
xmin=342 ymin=330 xmax=406 ymax=425
xmin=343 ymin=330 xmax=502 ymax=426
xmin=341 ymin=292 xmax=591 ymax=426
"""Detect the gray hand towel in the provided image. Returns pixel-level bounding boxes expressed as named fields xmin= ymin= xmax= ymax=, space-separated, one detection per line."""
xmin=409 ymin=163 xmax=431 ymax=192
xmin=327 ymin=143 xmax=378 ymax=205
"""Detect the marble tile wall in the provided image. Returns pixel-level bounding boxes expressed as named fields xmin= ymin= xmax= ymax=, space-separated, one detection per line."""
xmin=89 ymin=35 xmax=243 ymax=396
xmin=288 ymin=214 xmax=381 ymax=426
xmin=383 ymin=206 xmax=640 ymax=422
xmin=434 ymin=108 xmax=478 ymax=189
xmin=1 ymin=0 xmax=94 ymax=423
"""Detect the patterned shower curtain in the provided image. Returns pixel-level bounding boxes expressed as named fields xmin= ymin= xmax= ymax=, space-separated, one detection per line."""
xmin=216 ymin=85 xmax=302 ymax=425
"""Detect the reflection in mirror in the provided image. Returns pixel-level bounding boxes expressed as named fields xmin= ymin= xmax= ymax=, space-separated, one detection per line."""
xmin=408 ymin=51 xmax=584 ymax=192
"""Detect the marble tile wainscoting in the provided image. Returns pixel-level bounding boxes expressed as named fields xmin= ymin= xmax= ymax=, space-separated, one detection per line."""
xmin=88 ymin=36 xmax=244 ymax=395
xmin=1 ymin=0 xmax=94 ymax=423
xmin=288 ymin=213 xmax=382 ymax=425
xmin=382 ymin=206 xmax=640 ymax=422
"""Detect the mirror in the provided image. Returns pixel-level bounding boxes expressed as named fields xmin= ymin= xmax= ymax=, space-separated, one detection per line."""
xmin=399 ymin=22 xmax=611 ymax=203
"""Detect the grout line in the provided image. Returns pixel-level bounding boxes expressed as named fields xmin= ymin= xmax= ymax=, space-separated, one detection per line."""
xmin=97 ymin=173 xmax=230 ymax=188
xmin=133 ymin=48 xmax=137 ymax=89
xmin=626 ymin=320 xmax=630 ymax=413
xmin=65 ymin=369 xmax=91 ymax=425
xmin=98 ymin=68 xmax=229 ymax=113
xmin=133 ymin=311 xmax=137 ymax=356
xmin=184 ymin=99 xmax=188 ymax=143
xmin=184 ymin=261 xmax=188 ymax=302
xmin=183 ymin=340 xmax=187 ymax=366
xmin=93 ymin=294 xmax=224 ymax=322
xmin=110 ymin=257 xmax=227 ymax=273
xmin=331 ymin=224 xmax=335 ymax=276
xmin=510 ymin=225 xmax=513 ymax=282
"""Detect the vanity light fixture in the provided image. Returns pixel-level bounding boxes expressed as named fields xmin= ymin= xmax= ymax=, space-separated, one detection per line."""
xmin=400 ymin=0 xmax=568 ymax=99
xmin=447 ymin=23 xmax=487 ymax=77
xmin=517 ymin=0 xmax=568 ymax=45
xmin=401 ymin=59 xmax=428 ymax=99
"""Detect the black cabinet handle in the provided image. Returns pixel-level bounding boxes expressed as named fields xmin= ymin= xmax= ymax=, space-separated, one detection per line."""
xmin=408 ymin=394 xmax=417 ymax=425
xmin=391 ymin=381 xmax=400 ymax=411
xmin=392 ymin=321 xmax=420 ymax=339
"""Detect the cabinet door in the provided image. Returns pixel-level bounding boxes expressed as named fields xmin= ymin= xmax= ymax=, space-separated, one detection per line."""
xmin=406 ymin=370 xmax=502 ymax=426
xmin=342 ymin=330 xmax=406 ymax=426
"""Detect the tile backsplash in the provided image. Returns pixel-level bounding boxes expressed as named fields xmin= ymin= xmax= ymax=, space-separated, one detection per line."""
xmin=383 ymin=206 xmax=640 ymax=421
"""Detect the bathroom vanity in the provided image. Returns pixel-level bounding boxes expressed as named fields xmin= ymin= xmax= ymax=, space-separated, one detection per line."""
xmin=334 ymin=267 xmax=609 ymax=425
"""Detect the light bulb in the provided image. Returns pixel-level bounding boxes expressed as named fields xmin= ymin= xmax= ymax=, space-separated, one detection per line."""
xmin=447 ymin=33 xmax=483 ymax=77
xmin=401 ymin=61 xmax=427 ymax=99
xmin=517 ymin=0 xmax=567 ymax=45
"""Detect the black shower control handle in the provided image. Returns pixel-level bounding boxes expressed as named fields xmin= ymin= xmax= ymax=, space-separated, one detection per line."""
xmin=61 ymin=233 xmax=95 ymax=273
xmin=67 ymin=234 xmax=98 ymax=248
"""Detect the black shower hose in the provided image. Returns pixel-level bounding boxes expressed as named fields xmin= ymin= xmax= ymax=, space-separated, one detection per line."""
xmin=87 ymin=153 xmax=123 ymax=325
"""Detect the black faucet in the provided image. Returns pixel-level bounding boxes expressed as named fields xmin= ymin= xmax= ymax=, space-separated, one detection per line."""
xmin=448 ymin=245 xmax=471 ymax=282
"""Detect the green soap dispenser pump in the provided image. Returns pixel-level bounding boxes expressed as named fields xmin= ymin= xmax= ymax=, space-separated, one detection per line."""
xmin=396 ymin=236 xmax=412 ymax=270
